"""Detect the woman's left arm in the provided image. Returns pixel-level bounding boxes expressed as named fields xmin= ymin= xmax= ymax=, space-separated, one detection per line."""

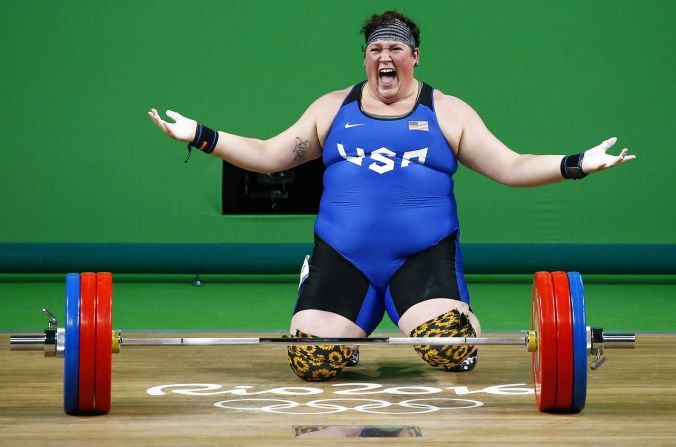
xmin=436 ymin=94 xmax=636 ymax=187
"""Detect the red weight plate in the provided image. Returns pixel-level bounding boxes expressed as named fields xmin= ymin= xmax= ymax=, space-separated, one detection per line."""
xmin=531 ymin=272 xmax=557 ymax=412
xmin=95 ymin=272 xmax=113 ymax=414
xmin=78 ymin=272 xmax=97 ymax=412
xmin=552 ymin=271 xmax=573 ymax=411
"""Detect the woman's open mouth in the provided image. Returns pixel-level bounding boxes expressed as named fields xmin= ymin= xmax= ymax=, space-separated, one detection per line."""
xmin=378 ymin=67 xmax=397 ymax=87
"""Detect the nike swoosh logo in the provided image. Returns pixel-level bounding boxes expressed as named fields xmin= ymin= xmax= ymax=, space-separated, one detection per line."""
xmin=344 ymin=122 xmax=364 ymax=129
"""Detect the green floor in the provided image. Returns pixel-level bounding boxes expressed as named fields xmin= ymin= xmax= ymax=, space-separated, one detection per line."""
xmin=1 ymin=274 xmax=674 ymax=333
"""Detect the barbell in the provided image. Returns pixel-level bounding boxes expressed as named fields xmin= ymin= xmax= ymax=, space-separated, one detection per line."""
xmin=10 ymin=271 xmax=634 ymax=415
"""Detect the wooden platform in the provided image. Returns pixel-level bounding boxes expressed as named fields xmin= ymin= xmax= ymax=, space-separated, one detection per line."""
xmin=1 ymin=333 xmax=675 ymax=446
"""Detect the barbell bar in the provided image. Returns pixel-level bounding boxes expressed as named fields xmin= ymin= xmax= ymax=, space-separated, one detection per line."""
xmin=11 ymin=333 xmax=634 ymax=348
xmin=9 ymin=271 xmax=635 ymax=415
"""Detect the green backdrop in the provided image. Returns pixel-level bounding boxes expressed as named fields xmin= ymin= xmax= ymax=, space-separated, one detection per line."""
xmin=1 ymin=1 xmax=674 ymax=254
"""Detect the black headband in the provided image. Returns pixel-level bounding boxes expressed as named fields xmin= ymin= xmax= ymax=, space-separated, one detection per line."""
xmin=366 ymin=19 xmax=416 ymax=48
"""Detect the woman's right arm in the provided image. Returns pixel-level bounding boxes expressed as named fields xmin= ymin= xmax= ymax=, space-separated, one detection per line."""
xmin=148 ymin=93 xmax=337 ymax=173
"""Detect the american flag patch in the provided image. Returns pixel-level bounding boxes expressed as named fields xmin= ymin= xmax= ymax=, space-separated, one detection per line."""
xmin=408 ymin=120 xmax=429 ymax=131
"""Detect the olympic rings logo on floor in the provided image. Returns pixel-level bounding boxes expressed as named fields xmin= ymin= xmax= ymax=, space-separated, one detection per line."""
xmin=147 ymin=382 xmax=533 ymax=397
xmin=148 ymin=382 xmax=533 ymax=414
xmin=213 ymin=398 xmax=483 ymax=414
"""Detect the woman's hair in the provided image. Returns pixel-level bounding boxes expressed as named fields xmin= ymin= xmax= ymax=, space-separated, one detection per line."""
xmin=360 ymin=10 xmax=420 ymax=51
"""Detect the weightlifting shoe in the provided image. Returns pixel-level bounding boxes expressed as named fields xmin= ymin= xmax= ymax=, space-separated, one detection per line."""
xmin=345 ymin=348 xmax=360 ymax=367
xmin=444 ymin=349 xmax=478 ymax=372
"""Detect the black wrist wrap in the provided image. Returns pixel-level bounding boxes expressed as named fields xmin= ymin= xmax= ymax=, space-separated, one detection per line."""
xmin=190 ymin=123 xmax=219 ymax=154
xmin=185 ymin=123 xmax=219 ymax=163
xmin=560 ymin=153 xmax=588 ymax=180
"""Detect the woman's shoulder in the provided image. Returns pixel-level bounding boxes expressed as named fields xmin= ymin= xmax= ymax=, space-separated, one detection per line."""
xmin=432 ymin=88 xmax=472 ymax=113
xmin=308 ymin=84 xmax=359 ymax=121
xmin=315 ymin=85 xmax=356 ymax=108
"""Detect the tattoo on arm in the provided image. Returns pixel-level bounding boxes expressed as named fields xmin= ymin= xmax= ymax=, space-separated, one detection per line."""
xmin=293 ymin=137 xmax=310 ymax=163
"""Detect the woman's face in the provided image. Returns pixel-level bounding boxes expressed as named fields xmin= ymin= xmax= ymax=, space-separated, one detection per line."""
xmin=364 ymin=40 xmax=419 ymax=103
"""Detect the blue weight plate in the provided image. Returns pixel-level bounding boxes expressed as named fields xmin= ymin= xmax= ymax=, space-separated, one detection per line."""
xmin=568 ymin=271 xmax=587 ymax=413
xmin=64 ymin=273 xmax=80 ymax=415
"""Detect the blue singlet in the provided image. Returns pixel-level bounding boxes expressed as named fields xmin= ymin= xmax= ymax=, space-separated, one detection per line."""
xmin=311 ymin=81 xmax=469 ymax=331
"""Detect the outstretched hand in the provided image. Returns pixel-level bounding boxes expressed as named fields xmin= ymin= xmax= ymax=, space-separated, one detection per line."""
xmin=147 ymin=108 xmax=197 ymax=143
xmin=581 ymin=137 xmax=636 ymax=174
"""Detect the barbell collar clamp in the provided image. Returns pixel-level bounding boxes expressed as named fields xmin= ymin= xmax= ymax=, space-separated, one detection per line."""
xmin=56 ymin=328 xmax=65 ymax=358
xmin=587 ymin=327 xmax=635 ymax=370
xmin=9 ymin=329 xmax=63 ymax=357
xmin=43 ymin=308 xmax=58 ymax=330
xmin=44 ymin=328 xmax=57 ymax=357
xmin=591 ymin=347 xmax=608 ymax=370
xmin=587 ymin=327 xmax=636 ymax=352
